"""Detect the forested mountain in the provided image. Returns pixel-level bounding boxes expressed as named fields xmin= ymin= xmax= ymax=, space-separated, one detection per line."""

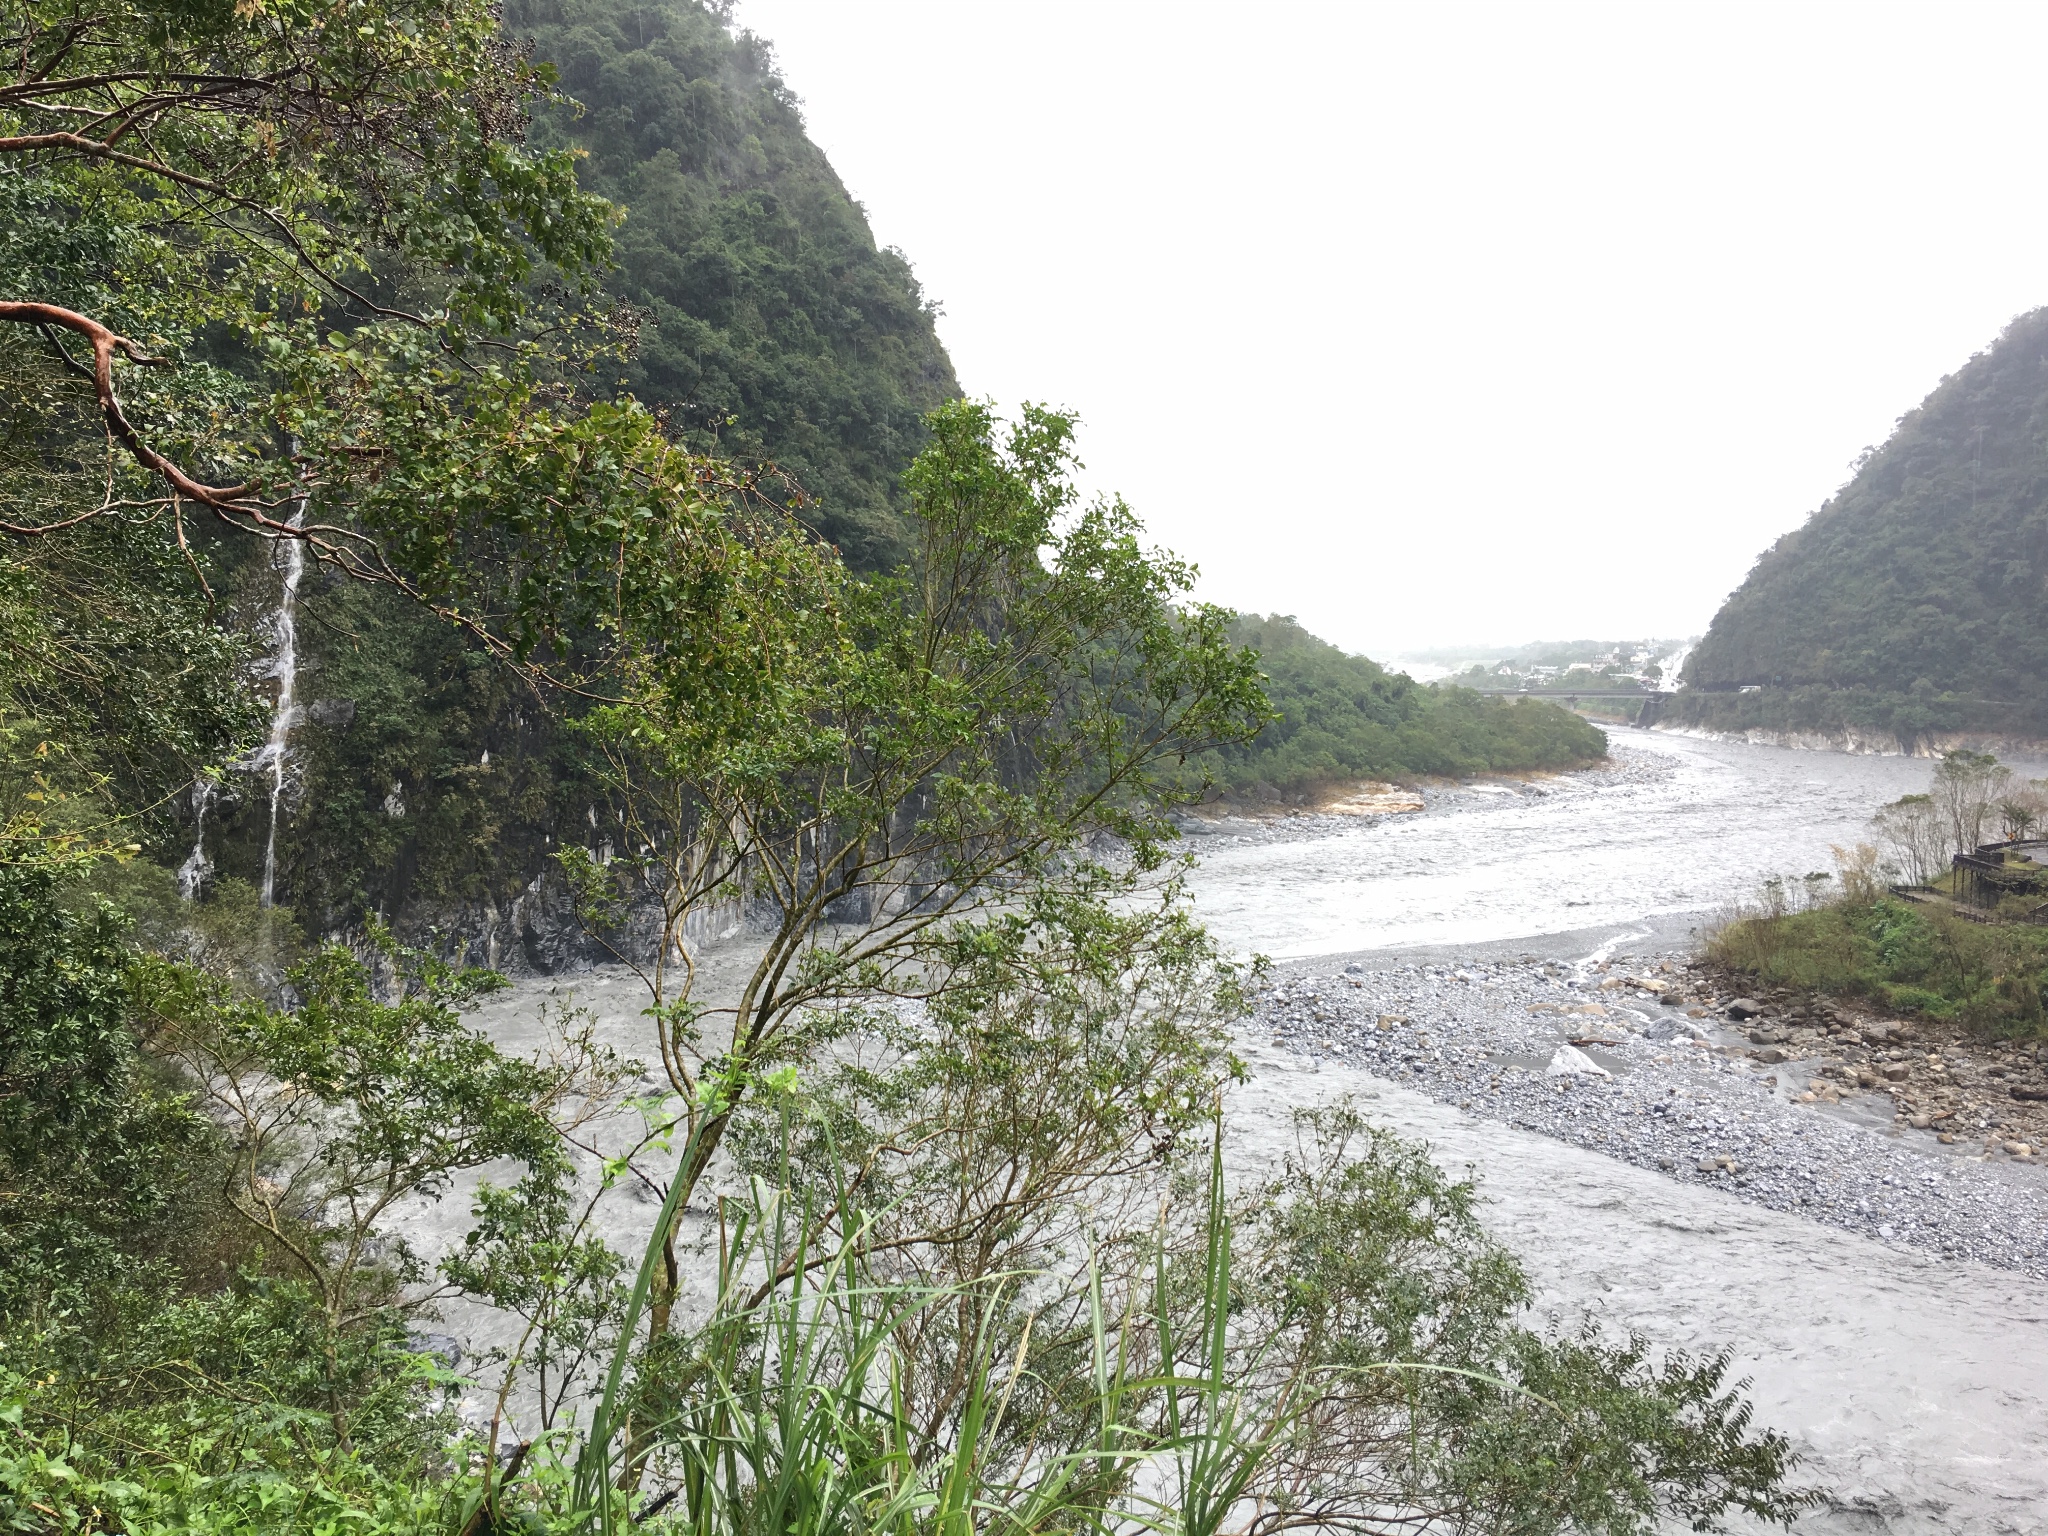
xmin=512 ymin=0 xmax=958 ymax=565
xmin=1676 ymin=307 xmax=2048 ymax=743
xmin=1199 ymin=616 xmax=1607 ymax=799
xmin=195 ymin=0 xmax=962 ymax=938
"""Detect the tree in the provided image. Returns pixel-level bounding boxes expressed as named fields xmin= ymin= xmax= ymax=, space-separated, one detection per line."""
xmin=560 ymin=398 xmax=1268 ymax=1475
xmin=0 ymin=865 xmax=206 ymax=1307
xmin=1871 ymin=793 xmax=1948 ymax=885
xmin=1995 ymin=779 xmax=2048 ymax=841
xmin=130 ymin=927 xmax=627 ymax=1449
xmin=2 ymin=0 xmax=762 ymax=683
xmin=1 ymin=0 xmax=607 ymax=535
xmin=1931 ymin=749 xmax=2010 ymax=858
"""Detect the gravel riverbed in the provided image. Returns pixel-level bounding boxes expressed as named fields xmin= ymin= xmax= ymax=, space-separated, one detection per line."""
xmin=1260 ymin=952 xmax=2048 ymax=1276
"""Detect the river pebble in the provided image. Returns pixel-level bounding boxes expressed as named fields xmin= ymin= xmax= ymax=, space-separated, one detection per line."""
xmin=1261 ymin=955 xmax=2048 ymax=1276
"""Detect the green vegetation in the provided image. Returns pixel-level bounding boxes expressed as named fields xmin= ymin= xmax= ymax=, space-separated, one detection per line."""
xmin=1710 ymin=892 xmax=2048 ymax=1037
xmin=5 ymin=0 xmax=962 ymax=933
xmin=0 ymin=866 xmax=598 ymax=1532
xmin=1 ymin=0 xmax=1808 ymax=1528
xmin=1678 ymin=307 xmax=2048 ymax=743
xmin=146 ymin=0 xmax=963 ymax=932
xmin=511 ymin=0 xmax=959 ymax=568
xmin=1193 ymin=615 xmax=1607 ymax=800
xmin=1711 ymin=752 xmax=2048 ymax=1035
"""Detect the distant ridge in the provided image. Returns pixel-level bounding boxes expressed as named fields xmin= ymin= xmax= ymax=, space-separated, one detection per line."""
xmin=1675 ymin=308 xmax=2048 ymax=748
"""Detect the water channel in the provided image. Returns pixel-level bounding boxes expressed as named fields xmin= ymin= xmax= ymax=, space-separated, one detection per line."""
xmin=1180 ymin=726 xmax=2031 ymax=960
xmin=1179 ymin=725 xmax=2048 ymax=1529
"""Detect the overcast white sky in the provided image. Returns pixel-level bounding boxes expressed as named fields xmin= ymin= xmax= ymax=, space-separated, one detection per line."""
xmin=733 ymin=0 xmax=2048 ymax=660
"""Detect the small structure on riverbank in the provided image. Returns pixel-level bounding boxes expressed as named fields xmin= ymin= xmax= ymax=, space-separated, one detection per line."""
xmin=1951 ymin=838 xmax=2048 ymax=914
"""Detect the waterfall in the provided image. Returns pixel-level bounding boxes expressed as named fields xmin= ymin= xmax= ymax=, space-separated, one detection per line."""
xmin=256 ymin=512 xmax=306 ymax=909
xmin=176 ymin=778 xmax=212 ymax=901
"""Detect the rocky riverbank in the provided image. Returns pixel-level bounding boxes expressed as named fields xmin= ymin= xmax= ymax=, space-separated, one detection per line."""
xmin=1259 ymin=951 xmax=2048 ymax=1275
xmin=1685 ymin=963 xmax=2048 ymax=1151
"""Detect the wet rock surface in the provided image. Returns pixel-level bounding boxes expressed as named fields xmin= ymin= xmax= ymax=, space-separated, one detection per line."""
xmin=1261 ymin=953 xmax=2048 ymax=1276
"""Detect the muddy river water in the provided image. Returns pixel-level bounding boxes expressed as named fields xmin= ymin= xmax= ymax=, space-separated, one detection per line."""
xmin=1182 ymin=726 xmax=2048 ymax=1535
xmin=1182 ymin=727 xmax=2003 ymax=961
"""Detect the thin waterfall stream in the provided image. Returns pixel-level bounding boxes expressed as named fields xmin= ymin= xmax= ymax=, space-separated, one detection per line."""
xmin=256 ymin=511 xmax=306 ymax=908
xmin=176 ymin=778 xmax=212 ymax=901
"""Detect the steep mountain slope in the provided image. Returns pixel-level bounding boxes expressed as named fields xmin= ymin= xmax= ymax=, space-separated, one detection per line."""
xmin=1676 ymin=308 xmax=2048 ymax=744
xmin=170 ymin=2 xmax=1605 ymax=945
xmin=512 ymin=0 xmax=959 ymax=565
xmin=194 ymin=0 xmax=960 ymax=936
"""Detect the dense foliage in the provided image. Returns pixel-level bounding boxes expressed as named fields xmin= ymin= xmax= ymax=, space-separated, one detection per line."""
xmin=1678 ymin=307 xmax=2048 ymax=743
xmin=158 ymin=0 xmax=966 ymax=931
xmin=0 ymin=868 xmax=602 ymax=1531
xmin=1194 ymin=615 xmax=1607 ymax=799
xmin=510 ymin=0 xmax=960 ymax=568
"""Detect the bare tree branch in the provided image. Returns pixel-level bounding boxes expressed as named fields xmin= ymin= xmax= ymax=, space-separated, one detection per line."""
xmin=0 ymin=128 xmax=232 ymax=193
xmin=0 ymin=301 xmax=254 ymax=523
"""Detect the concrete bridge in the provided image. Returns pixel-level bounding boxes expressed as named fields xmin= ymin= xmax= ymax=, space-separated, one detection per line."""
xmin=1456 ymin=687 xmax=1674 ymax=726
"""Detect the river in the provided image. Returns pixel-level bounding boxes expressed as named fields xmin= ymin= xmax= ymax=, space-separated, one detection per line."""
xmin=1181 ymin=726 xmax=2027 ymax=960
xmin=1184 ymin=725 xmax=2048 ymax=1534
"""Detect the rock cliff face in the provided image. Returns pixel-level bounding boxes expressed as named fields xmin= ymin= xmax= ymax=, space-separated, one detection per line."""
xmin=1675 ymin=307 xmax=2048 ymax=749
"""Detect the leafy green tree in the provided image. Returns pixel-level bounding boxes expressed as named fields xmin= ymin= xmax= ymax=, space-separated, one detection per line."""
xmin=0 ymin=877 xmax=638 ymax=1525
xmin=0 ymin=0 xmax=781 ymax=684
xmin=1236 ymin=1104 xmax=1812 ymax=1533
xmin=1 ymin=0 xmax=608 ymax=537
xmin=0 ymin=0 xmax=638 ymax=888
xmin=171 ymin=0 xmax=968 ymax=932
xmin=557 ymin=399 xmax=1266 ymax=1473
xmin=131 ymin=928 xmax=627 ymax=1448
xmin=0 ymin=865 xmax=207 ymax=1308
